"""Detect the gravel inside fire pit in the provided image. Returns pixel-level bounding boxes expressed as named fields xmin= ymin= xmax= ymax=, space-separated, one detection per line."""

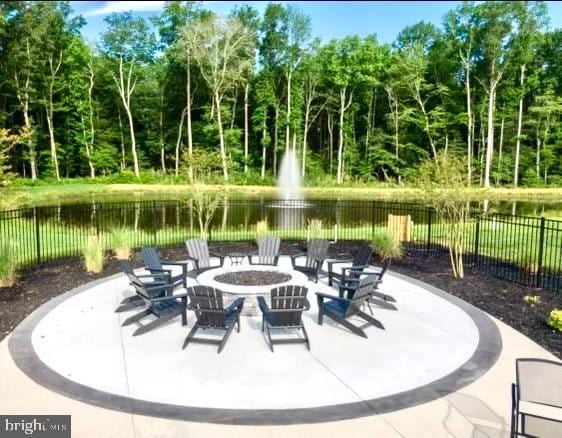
xmin=214 ymin=270 xmax=291 ymax=286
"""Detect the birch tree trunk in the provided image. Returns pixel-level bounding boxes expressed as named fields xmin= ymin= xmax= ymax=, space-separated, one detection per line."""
xmin=45 ymin=51 xmax=63 ymax=180
xmin=273 ymin=106 xmax=279 ymax=177
xmin=118 ymin=108 xmax=126 ymax=171
xmin=261 ymin=117 xmax=267 ymax=179
xmin=14 ymin=65 xmax=37 ymax=180
xmin=244 ymin=82 xmax=249 ymax=173
xmin=159 ymin=89 xmax=166 ymax=173
xmin=513 ymin=64 xmax=526 ymax=187
xmin=497 ymin=116 xmax=504 ymax=185
xmin=86 ymin=62 xmax=95 ymax=178
xmin=327 ymin=112 xmax=333 ymax=175
xmin=214 ymin=91 xmax=229 ymax=181
xmin=285 ymin=70 xmax=292 ymax=152
xmin=174 ymin=107 xmax=186 ymax=176
xmin=185 ymin=58 xmax=193 ymax=180
xmin=336 ymin=87 xmax=353 ymax=184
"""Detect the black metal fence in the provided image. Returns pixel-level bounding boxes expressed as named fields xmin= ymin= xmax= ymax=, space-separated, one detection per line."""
xmin=0 ymin=199 xmax=560 ymax=293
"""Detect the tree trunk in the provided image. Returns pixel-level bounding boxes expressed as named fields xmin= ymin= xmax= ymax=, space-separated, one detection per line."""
xmin=118 ymin=109 xmax=126 ymax=171
xmin=483 ymin=67 xmax=496 ymax=188
xmin=124 ymin=103 xmax=139 ymax=178
xmin=186 ymin=58 xmax=193 ymax=181
xmin=159 ymin=89 xmax=166 ymax=173
xmin=273 ymin=106 xmax=279 ymax=177
xmin=45 ymin=52 xmax=62 ymax=180
xmin=244 ymin=82 xmax=249 ymax=173
xmin=261 ymin=117 xmax=267 ymax=179
xmin=327 ymin=112 xmax=333 ymax=175
xmin=175 ymin=107 xmax=186 ymax=177
xmin=285 ymin=70 xmax=292 ymax=152
xmin=466 ymin=67 xmax=473 ymax=185
xmin=513 ymin=64 xmax=526 ymax=187
xmin=302 ymin=98 xmax=310 ymax=177
xmin=214 ymin=91 xmax=229 ymax=181
xmin=86 ymin=63 xmax=95 ymax=178
xmin=15 ymin=70 xmax=37 ymax=180
xmin=497 ymin=117 xmax=504 ymax=185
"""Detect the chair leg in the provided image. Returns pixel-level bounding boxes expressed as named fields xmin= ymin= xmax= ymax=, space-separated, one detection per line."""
xmin=266 ymin=324 xmax=274 ymax=352
xmin=132 ymin=312 xmax=178 ymax=336
xmin=317 ymin=297 xmax=324 ymax=325
xmin=182 ymin=325 xmax=199 ymax=350
xmin=327 ymin=311 xmax=368 ymax=338
xmin=301 ymin=323 xmax=311 ymax=351
xmin=122 ymin=309 xmax=150 ymax=326
xmin=218 ymin=325 xmax=235 ymax=353
xmin=181 ymin=297 xmax=187 ymax=326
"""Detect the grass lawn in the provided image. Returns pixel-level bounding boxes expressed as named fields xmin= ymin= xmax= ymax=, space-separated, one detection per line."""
xmin=7 ymin=183 xmax=562 ymax=208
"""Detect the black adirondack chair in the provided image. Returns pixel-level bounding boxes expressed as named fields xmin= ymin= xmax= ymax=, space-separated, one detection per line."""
xmin=348 ymin=258 xmax=392 ymax=284
xmin=316 ymin=275 xmax=384 ymax=338
xmin=140 ymin=246 xmax=189 ymax=287
xmin=339 ymin=273 xmax=397 ymax=311
xmin=290 ymin=239 xmax=330 ymax=283
xmin=327 ymin=244 xmax=373 ymax=286
xmin=185 ymin=238 xmax=225 ymax=274
xmin=116 ymin=261 xmax=177 ymax=312
xmin=249 ymin=235 xmax=281 ymax=266
xmin=257 ymin=285 xmax=310 ymax=352
xmin=183 ymin=285 xmax=245 ymax=353
xmin=121 ymin=264 xmax=188 ymax=336
xmin=511 ymin=358 xmax=562 ymax=437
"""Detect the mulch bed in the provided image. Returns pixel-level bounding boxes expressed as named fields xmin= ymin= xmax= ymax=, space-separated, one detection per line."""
xmin=214 ymin=270 xmax=291 ymax=286
xmin=1 ymin=241 xmax=560 ymax=359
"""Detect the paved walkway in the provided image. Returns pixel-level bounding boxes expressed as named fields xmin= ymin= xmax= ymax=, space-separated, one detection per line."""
xmin=0 ymin=259 xmax=559 ymax=437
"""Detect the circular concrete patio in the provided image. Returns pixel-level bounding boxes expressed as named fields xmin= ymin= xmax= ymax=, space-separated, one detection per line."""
xmin=7 ymin=256 xmax=503 ymax=425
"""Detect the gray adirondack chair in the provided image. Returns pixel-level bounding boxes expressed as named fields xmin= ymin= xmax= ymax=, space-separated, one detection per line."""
xmin=327 ymin=244 xmax=373 ymax=286
xmin=116 ymin=261 xmax=178 ymax=312
xmin=121 ymin=263 xmax=188 ymax=336
xmin=183 ymin=286 xmax=245 ymax=353
xmin=316 ymin=275 xmax=385 ymax=338
xmin=140 ymin=246 xmax=189 ymax=287
xmin=185 ymin=238 xmax=225 ymax=274
xmin=511 ymin=358 xmax=562 ymax=437
xmin=257 ymin=285 xmax=310 ymax=352
xmin=249 ymin=235 xmax=281 ymax=266
xmin=339 ymin=273 xmax=397 ymax=311
xmin=290 ymin=239 xmax=330 ymax=282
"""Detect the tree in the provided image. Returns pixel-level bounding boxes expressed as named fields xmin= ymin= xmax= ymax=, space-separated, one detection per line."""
xmin=180 ymin=14 xmax=254 ymax=181
xmin=100 ymin=12 xmax=156 ymax=178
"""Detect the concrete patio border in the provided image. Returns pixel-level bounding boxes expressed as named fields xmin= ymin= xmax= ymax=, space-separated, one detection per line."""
xmin=8 ymin=271 xmax=502 ymax=425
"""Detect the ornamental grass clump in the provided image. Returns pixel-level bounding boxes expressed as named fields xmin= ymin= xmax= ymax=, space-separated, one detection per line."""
xmin=546 ymin=309 xmax=562 ymax=332
xmin=307 ymin=219 xmax=323 ymax=240
xmin=256 ymin=219 xmax=269 ymax=239
xmin=83 ymin=234 xmax=105 ymax=273
xmin=372 ymin=231 xmax=403 ymax=261
xmin=109 ymin=227 xmax=132 ymax=259
xmin=0 ymin=240 xmax=17 ymax=287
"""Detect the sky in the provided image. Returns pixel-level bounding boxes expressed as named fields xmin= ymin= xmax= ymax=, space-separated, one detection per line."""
xmin=71 ymin=1 xmax=562 ymax=45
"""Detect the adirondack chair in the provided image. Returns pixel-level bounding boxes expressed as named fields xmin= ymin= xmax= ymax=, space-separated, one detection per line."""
xmin=339 ymin=273 xmax=397 ymax=311
xmin=257 ymin=285 xmax=310 ymax=352
xmin=316 ymin=275 xmax=384 ymax=338
xmin=185 ymin=238 xmax=225 ymax=274
xmin=116 ymin=261 xmax=177 ymax=312
xmin=348 ymin=258 xmax=392 ymax=285
xmin=249 ymin=235 xmax=281 ymax=266
xmin=326 ymin=244 xmax=373 ymax=286
xmin=183 ymin=285 xmax=245 ymax=353
xmin=121 ymin=264 xmax=188 ymax=336
xmin=140 ymin=246 xmax=189 ymax=287
xmin=290 ymin=239 xmax=330 ymax=283
xmin=511 ymin=358 xmax=562 ymax=438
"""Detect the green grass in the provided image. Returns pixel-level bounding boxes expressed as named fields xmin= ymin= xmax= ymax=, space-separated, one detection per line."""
xmin=6 ymin=183 xmax=562 ymax=209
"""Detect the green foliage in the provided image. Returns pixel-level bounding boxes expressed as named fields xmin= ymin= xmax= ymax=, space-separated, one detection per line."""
xmin=523 ymin=295 xmax=541 ymax=306
xmin=108 ymin=228 xmax=132 ymax=259
xmin=0 ymin=240 xmax=17 ymax=287
xmin=82 ymin=234 xmax=105 ymax=273
xmin=546 ymin=309 xmax=562 ymax=332
xmin=372 ymin=231 xmax=403 ymax=260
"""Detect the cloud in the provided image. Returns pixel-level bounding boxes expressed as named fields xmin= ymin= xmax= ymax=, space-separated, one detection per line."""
xmin=83 ymin=1 xmax=166 ymax=17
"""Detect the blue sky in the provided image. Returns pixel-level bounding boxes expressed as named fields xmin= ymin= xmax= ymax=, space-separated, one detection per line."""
xmin=71 ymin=1 xmax=562 ymax=45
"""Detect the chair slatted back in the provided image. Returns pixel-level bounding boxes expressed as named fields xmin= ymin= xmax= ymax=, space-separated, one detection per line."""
xmin=269 ymin=285 xmax=308 ymax=327
xmin=257 ymin=235 xmax=280 ymax=265
xmin=121 ymin=261 xmax=152 ymax=303
xmin=305 ymin=239 xmax=330 ymax=268
xmin=516 ymin=359 xmax=562 ymax=408
xmin=345 ymin=276 xmax=377 ymax=317
xmin=353 ymin=245 xmax=373 ymax=270
xmin=187 ymin=285 xmax=226 ymax=328
xmin=141 ymin=247 xmax=163 ymax=271
xmin=185 ymin=238 xmax=211 ymax=268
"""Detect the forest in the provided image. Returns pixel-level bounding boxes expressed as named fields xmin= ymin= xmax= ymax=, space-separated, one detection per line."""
xmin=0 ymin=1 xmax=561 ymax=188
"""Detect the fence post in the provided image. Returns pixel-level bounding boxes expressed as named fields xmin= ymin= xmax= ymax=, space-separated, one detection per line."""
xmin=473 ymin=218 xmax=481 ymax=266
xmin=426 ymin=208 xmax=432 ymax=254
xmin=34 ymin=207 xmax=41 ymax=265
xmin=536 ymin=217 xmax=546 ymax=288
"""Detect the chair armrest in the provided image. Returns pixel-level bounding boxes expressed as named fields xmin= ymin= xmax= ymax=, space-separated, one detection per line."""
xmin=135 ymin=273 xmax=169 ymax=281
xmin=348 ymin=269 xmax=382 ymax=278
xmin=256 ymin=296 xmax=268 ymax=313
xmin=290 ymin=252 xmax=306 ymax=259
xmin=152 ymin=292 xmax=188 ymax=302
xmin=342 ymin=264 xmax=369 ymax=273
xmin=315 ymin=292 xmax=349 ymax=303
xmin=209 ymin=252 xmax=225 ymax=260
xmin=326 ymin=259 xmax=354 ymax=270
xmin=162 ymin=261 xmax=190 ymax=268
xmin=225 ymin=297 xmax=245 ymax=314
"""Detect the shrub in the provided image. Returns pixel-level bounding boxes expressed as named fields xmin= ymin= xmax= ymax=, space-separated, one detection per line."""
xmin=372 ymin=231 xmax=402 ymax=260
xmin=256 ymin=219 xmax=269 ymax=239
xmin=109 ymin=227 xmax=132 ymax=259
xmin=523 ymin=295 xmax=541 ymax=306
xmin=189 ymin=187 xmax=222 ymax=239
xmin=546 ymin=309 xmax=562 ymax=332
xmin=307 ymin=219 xmax=323 ymax=240
xmin=83 ymin=234 xmax=105 ymax=273
xmin=0 ymin=240 xmax=16 ymax=287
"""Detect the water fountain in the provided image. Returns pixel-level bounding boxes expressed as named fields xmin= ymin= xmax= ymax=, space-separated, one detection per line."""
xmin=277 ymin=148 xmax=303 ymax=201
